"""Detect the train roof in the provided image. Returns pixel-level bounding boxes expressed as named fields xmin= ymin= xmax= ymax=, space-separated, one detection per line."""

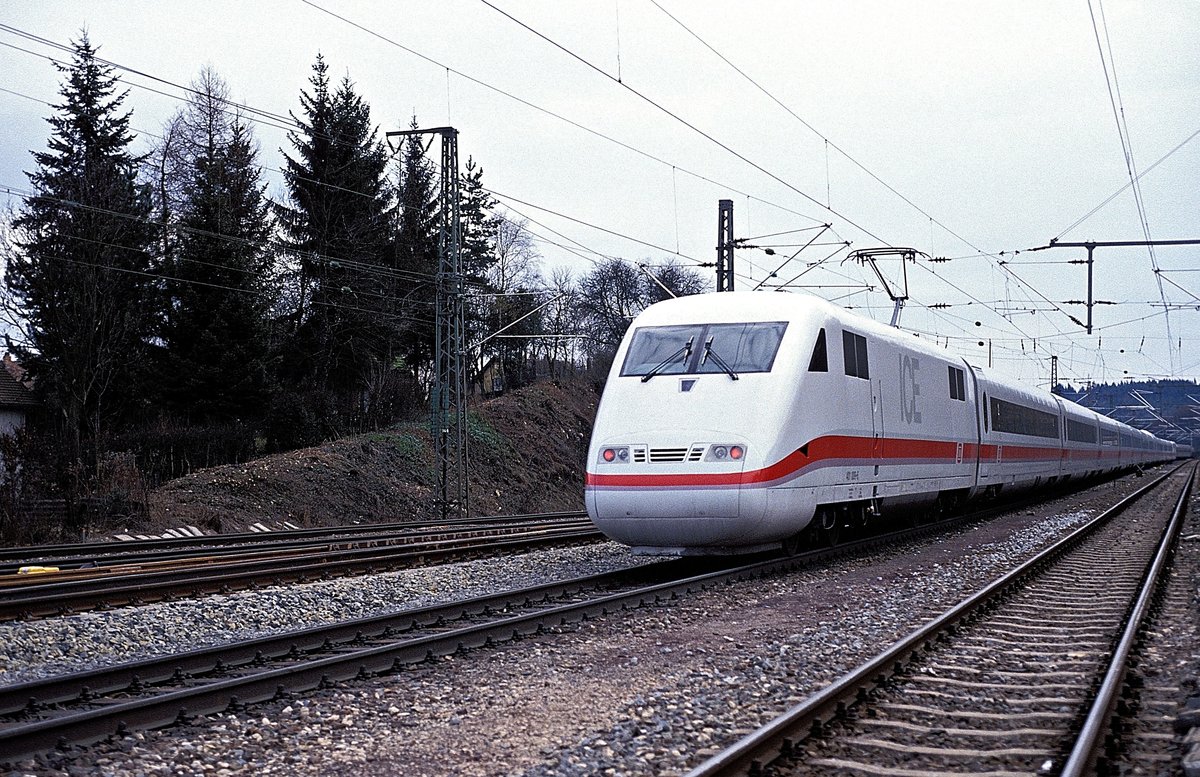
xmin=635 ymin=291 xmax=941 ymax=352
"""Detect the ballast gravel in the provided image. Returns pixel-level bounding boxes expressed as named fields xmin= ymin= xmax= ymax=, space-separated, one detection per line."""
xmin=0 ymin=544 xmax=659 ymax=685
xmin=8 ymin=472 xmax=1188 ymax=776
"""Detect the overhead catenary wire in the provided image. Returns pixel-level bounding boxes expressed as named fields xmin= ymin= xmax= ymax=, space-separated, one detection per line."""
xmin=475 ymin=0 xmax=891 ymax=245
xmin=2 ymin=13 xmax=1191 ymax=386
xmin=646 ymin=1 xmax=971 ymax=253
xmin=0 ymin=83 xmax=723 ymax=308
xmin=1053 ymin=125 xmax=1200 ymax=241
xmin=642 ymin=0 xmax=1085 ymax=348
xmin=288 ymin=2 xmax=828 ymax=229
xmin=0 ymin=24 xmax=807 ymax=294
xmin=1 ymin=182 xmax=450 ymax=294
xmin=0 ymin=73 xmax=644 ymax=302
xmin=1088 ymin=0 xmax=1174 ymax=369
xmin=1 ymin=233 xmax=437 ymax=329
xmin=0 ymin=15 xmax=1054 ymax=357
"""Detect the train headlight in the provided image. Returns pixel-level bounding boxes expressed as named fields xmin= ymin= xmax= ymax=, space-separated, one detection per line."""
xmin=601 ymin=447 xmax=630 ymax=463
xmin=705 ymin=443 xmax=746 ymax=462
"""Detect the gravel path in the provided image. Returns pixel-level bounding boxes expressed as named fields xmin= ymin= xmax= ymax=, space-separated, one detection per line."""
xmin=9 ymin=471 xmax=1188 ymax=776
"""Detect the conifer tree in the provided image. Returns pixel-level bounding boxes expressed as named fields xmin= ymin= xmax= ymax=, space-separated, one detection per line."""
xmin=459 ymin=156 xmax=496 ymax=285
xmin=159 ymin=68 xmax=275 ymax=425
xmin=278 ymin=55 xmax=396 ymax=423
xmin=5 ymin=34 xmax=157 ymax=489
xmin=394 ymin=118 xmax=440 ymax=373
xmin=458 ymin=156 xmax=498 ymax=373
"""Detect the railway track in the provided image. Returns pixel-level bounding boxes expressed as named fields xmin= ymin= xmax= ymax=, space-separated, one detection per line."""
xmin=0 ymin=488 xmax=1059 ymax=764
xmin=0 ymin=511 xmax=589 ymax=572
xmin=685 ymin=462 xmax=1195 ymax=776
xmin=0 ymin=513 xmax=599 ymax=620
xmin=0 ymin=474 xmax=1121 ymax=623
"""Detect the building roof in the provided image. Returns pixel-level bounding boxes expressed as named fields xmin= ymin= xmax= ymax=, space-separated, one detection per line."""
xmin=0 ymin=358 xmax=37 ymax=408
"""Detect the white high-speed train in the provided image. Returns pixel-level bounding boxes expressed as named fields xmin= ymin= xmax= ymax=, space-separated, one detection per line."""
xmin=585 ymin=292 xmax=1174 ymax=555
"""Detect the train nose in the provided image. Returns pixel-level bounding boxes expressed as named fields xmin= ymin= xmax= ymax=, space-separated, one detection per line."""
xmin=585 ymin=438 xmax=768 ymax=550
xmin=588 ymin=486 xmax=770 ymax=549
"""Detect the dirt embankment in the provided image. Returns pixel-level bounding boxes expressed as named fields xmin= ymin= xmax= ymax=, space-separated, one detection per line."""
xmin=143 ymin=380 xmax=601 ymax=534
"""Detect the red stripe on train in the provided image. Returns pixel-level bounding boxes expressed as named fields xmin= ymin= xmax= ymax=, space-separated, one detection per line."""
xmin=586 ymin=434 xmax=1072 ymax=489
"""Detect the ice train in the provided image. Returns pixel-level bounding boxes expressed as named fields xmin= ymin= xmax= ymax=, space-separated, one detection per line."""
xmin=584 ymin=292 xmax=1175 ymax=555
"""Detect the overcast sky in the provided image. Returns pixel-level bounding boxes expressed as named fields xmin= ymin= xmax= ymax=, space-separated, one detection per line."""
xmin=2 ymin=1 xmax=1198 ymax=389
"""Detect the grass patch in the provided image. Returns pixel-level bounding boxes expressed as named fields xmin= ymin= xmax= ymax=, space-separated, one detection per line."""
xmin=467 ymin=413 xmax=509 ymax=453
xmin=365 ymin=427 xmax=425 ymax=457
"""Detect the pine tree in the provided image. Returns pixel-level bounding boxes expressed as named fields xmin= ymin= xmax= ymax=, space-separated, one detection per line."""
xmin=278 ymin=55 xmax=396 ymax=422
xmin=458 ymin=156 xmax=497 ymax=375
xmin=6 ymin=33 xmax=157 ymax=491
xmin=394 ymin=118 xmax=440 ymax=373
xmin=459 ymin=156 xmax=496 ymax=285
xmin=159 ymin=68 xmax=275 ymax=425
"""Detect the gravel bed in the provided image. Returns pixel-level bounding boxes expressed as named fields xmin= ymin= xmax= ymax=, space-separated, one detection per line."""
xmin=1108 ymin=488 xmax=1200 ymax=775
xmin=0 ymin=544 xmax=657 ymax=685
xmin=9 ymin=471 xmax=1175 ymax=776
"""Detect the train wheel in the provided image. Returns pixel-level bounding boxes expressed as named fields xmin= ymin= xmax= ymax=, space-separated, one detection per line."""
xmin=818 ymin=507 xmax=841 ymax=547
xmin=781 ymin=532 xmax=804 ymax=557
xmin=853 ymin=505 xmax=871 ymax=538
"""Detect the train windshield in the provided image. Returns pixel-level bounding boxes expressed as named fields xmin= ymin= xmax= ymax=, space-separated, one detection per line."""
xmin=620 ymin=321 xmax=788 ymax=377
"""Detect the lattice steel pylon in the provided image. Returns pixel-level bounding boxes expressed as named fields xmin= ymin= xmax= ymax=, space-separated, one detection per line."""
xmin=716 ymin=199 xmax=735 ymax=292
xmin=387 ymin=126 xmax=468 ymax=519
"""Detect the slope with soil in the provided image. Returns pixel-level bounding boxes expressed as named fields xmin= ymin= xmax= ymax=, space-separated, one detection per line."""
xmin=144 ymin=380 xmax=601 ymax=534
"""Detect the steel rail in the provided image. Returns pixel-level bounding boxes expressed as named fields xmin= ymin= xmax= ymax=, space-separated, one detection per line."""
xmin=682 ymin=464 xmax=1185 ymax=777
xmin=0 ymin=516 xmax=594 ymax=584
xmin=0 ymin=489 xmax=1047 ymax=763
xmin=0 ymin=556 xmax=772 ymax=761
xmin=0 ymin=557 xmax=694 ymax=716
xmin=0 ymin=522 xmax=602 ymax=620
xmin=1060 ymin=461 xmax=1197 ymax=775
xmin=0 ymin=469 xmax=1172 ymax=763
xmin=0 ymin=511 xmax=589 ymax=571
xmin=1 ymin=473 xmax=1101 ymax=621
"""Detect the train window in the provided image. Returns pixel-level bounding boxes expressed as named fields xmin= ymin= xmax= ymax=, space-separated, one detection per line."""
xmin=989 ymin=397 xmax=1058 ymax=439
xmin=620 ymin=324 xmax=697 ymax=378
xmin=948 ymin=366 xmax=966 ymax=401
xmin=1067 ymin=418 xmax=1098 ymax=444
xmin=807 ymin=329 xmax=828 ymax=372
xmin=842 ymin=331 xmax=869 ymax=379
xmin=619 ymin=321 xmax=789 ymax=378
xmin=694 ymin=322 xmax=788 ymax=375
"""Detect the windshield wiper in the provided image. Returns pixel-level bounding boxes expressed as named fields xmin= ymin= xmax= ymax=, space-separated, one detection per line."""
xmin=641 ymin=337 xmax=694 ymax=382
xmin=701 ymin=337 xmax=739 ymax=381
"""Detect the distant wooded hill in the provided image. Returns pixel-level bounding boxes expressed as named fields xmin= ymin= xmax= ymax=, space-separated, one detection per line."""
xmin=1055 ymin=379 xmax=1200 ymax=447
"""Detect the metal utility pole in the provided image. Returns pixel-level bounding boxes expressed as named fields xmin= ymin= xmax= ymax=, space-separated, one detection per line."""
xmin=716 ymin=199 xmax=734 ymax=291
xmin=386 ymin=126 xmax=468 ymax=520
xmin=1029 ymin=238 xmax=1200 ymax=334
xmin=1051 ymin=355 xmax=1059 ymax=394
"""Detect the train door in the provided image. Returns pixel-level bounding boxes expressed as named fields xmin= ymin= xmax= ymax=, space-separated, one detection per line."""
xmin=1053 ymin=397 xmax=1067 ymax=478
xmin=841 ymin=328 xmax=875 ymax=465
xmin=964 ymin=364 xmax=984 ymax=489
xmin=872 ymin=381 xmax=883 ymax=461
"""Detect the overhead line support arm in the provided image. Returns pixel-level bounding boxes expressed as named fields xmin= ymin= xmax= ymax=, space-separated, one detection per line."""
xmin=1028 ymin=238 xmax=1200 ymax=334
